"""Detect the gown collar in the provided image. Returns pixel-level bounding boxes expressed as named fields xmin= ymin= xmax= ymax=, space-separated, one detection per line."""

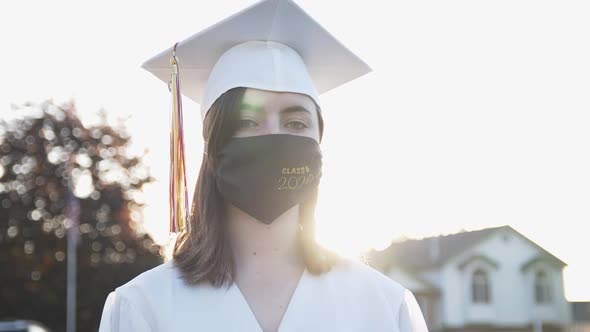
xmin=229 ymin=267 xmax=309 ymax=332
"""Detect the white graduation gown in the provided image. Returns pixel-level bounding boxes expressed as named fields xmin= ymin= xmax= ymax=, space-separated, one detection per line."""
xmin=98 ymin=258 xmax=428 ymax=332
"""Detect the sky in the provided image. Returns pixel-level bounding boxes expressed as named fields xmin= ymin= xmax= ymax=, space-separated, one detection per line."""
xmin=0 ymin=0 xmax=588 ymax=301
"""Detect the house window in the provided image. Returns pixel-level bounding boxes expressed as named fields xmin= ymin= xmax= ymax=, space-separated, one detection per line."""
xmin=472 ymin=269 xmax=490 ymax=303
xmin=535 ymin=270 xmax=552 ymax=304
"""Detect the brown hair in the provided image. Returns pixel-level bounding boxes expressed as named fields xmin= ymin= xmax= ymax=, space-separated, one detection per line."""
xmin=172 ymin=87 xmax=343 ymax=288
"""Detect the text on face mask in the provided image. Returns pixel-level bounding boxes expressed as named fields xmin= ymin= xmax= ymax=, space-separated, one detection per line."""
xmin=277 ymin=174 xmax=315 ymax=191
xmin=278 ymin=166 xmax=314 ymax=190
xmin=282 ymin=166 xmax=311 ymax=175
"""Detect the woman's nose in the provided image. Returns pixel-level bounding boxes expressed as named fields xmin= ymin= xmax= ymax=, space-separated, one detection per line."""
xmin=261 ymin=118 xmax=282 ymax=135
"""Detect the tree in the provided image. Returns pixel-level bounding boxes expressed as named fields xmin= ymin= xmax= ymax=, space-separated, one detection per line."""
xmin=0 ymin=100 xmax=165 ymax=332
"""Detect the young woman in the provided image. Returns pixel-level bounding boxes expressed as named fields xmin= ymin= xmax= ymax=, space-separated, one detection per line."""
xmin=99 ymin=0 xmax=428 ymax=331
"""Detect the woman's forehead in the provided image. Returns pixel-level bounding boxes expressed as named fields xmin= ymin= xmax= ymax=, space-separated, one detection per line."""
xmin=241 ymin=88 xmax=316 ymax=112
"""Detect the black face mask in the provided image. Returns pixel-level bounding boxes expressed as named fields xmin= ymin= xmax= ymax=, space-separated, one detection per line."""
xmin=215 ymin=134 xmax=322 ymax=224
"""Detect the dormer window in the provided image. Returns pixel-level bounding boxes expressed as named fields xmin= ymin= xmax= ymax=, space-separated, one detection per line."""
xmin=535 ymin=270 xmax=552 ymax=304
xmin=472 ymin=269 xmax=490 ymax=303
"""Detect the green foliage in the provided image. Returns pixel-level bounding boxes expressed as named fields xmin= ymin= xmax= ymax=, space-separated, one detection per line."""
xmin=0 ymin=100 xmax=165 ymax=332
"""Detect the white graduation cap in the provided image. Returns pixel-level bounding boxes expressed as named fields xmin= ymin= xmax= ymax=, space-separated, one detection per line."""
xmin=141 ymin=0 xmax=372 ymax=120
xmin=140 ymin=0 xmax=372 ymax=234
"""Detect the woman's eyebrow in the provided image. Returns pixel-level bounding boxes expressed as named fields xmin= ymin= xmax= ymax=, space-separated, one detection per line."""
xmin=239 ymin=103 xmax=262 ymax=112
xmin=239 ymin=103 xmax=311 ymax=115
xmin=281 ymin=105 xmax=311 ymax=115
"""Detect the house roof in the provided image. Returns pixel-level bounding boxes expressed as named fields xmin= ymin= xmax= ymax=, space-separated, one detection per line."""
xmin=521 ymin=254 xmax=567 ymax=272
xmin=457 ymin=254 xmax=500 ymax=270
xmin=364 ymin=225 xmax=567 ymax=273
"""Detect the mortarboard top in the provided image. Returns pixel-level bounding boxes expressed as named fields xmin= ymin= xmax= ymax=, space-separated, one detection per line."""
xmin=140 ymin=0 xmax=372 ymax=120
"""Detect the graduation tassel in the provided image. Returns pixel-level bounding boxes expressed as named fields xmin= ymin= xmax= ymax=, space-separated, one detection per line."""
xmin=168 ymin=42 xmax=190 ymax=234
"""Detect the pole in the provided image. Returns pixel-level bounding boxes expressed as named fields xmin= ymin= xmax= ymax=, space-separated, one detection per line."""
xmin=66 ymin=165 xmax=80 ymax=332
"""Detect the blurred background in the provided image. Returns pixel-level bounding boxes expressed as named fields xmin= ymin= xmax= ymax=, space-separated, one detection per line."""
xmin=0 ymin=0 xmax=589 ymax=331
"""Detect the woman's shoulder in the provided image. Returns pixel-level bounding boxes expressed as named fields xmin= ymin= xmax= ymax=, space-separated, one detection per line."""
xmin=329 ymin=257 xmax=429 ymax=331
xmin=121 ymin=259 xmax=176 ymax=286
xmin=335 ymin=256 xmax=407 ymax=292
xmin=99 ymin=260 xmax=181 ymax=331
xmin=111 ymin=259 xmax=179 ymax=304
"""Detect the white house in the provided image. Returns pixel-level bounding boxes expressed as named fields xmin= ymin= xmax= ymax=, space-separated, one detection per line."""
xmin=365 ymin=225 xmax=571 ymax=332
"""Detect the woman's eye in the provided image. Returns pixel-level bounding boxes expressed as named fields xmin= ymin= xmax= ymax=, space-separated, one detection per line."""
xmin=239 ymin=119 xmax=258 ymax=129
xmin=285 ymin=121 xmax=308 ymax=130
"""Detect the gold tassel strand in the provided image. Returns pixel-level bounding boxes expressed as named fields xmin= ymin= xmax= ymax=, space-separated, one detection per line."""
xmin=168 ymin=42 xmax=190 ymax=234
